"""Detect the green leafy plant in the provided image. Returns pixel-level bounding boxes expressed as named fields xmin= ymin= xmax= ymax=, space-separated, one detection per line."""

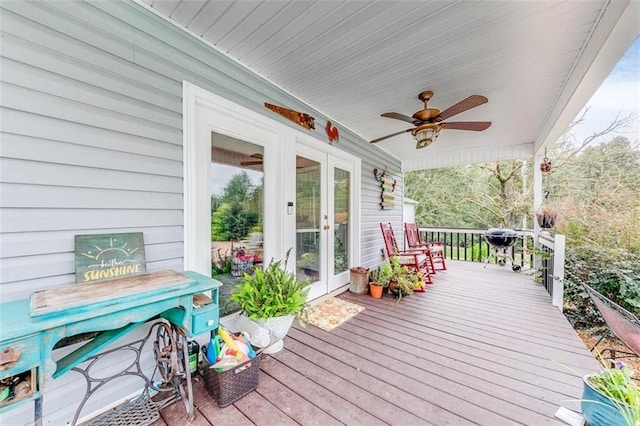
xmin=562 ymin=246 xmax=640 ymax=330
xmin=231 ymin=249 xmax=311 ymax=323
xmin=388 ymin=257 xmax=414 ymax=302
xmin=211 ymin=248 xmax=232 ymax=276
xmin=469 ymin=242 xmax=489 ymax=262
xmin=370 ymin=260 xmax=393 ymax=287
xmin=586 ymin=361 xmax=640 ymax=426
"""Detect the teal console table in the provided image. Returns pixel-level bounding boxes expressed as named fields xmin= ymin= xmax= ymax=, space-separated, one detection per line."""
xmin=0 ymin=270 xmax=221 ymax=425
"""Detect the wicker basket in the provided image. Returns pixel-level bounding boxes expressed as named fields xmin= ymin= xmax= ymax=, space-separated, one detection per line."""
xmin=230 ymin=251 xmax=254 ymax=277
xmin=200 ymin=353 xmax=260 ymax=407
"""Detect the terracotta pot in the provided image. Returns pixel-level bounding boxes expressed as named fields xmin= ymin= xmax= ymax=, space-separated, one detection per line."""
xmin=369 ymin=283 xmax=383 ymax=299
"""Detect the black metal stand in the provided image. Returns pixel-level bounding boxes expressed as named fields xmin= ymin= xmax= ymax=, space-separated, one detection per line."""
xmin=69 ymin=320 xmax=193 ymax=426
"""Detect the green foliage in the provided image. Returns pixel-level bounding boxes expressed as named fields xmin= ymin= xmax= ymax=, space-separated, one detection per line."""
xmin=334 ymin=236 xmax=348 ymax=273
xmin=230 ymin=249 xmax=311 ymax=323
xmin=211 ymin=201 xmax=259 ymax=241
xmin=370 ymin=260 xmax=393 ymax=287
xmin=222 ymin=172 xmax=254 ymax=204
xmin=388 ymin=257 xmax=416 ymax=301
xmin=211 ymin=258 xmax=232 ymax=276
xmin=211 ymin=171 xmax=263 ymax=242
xmin=211 ymin=203 xmax=231 ymax=241
xmin=405 ymin=160 xmax=531 ymax=229
xmin=470 ymin=243 xmax=489 ymax=262
xmin=563 ymin=246 xmax=640 ymax=329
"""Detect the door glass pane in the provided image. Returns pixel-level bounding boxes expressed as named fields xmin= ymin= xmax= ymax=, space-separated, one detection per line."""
xmin=296 ymin=156 xmax=321 ymax=283
xmin=334 ymin=168 xmax=350 ymax=274
xmin=211 ymin=133 xmax=264 ymax=316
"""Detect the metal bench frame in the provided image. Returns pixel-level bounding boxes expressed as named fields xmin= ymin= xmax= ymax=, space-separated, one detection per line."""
xmin=584 ymin=284 xmax=640 ymax=361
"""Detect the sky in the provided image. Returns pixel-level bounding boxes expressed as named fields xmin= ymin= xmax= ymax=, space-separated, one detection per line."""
xmin=571 ymin=36 xmax=640 ymax=144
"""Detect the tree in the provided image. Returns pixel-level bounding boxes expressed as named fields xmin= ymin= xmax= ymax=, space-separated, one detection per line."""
xmin=211 ymin=171 xmax=263 ymax=241
xmin=406 ymin=161 xmax=530 ymax=229
xmin=405 ymin=109 xmax=637 ymax=230
xmin=222 ymin=172 xmax=254 ymax=204
xmin=211 ymin=202 xmax=232 ymax=241
xmin=547 ymin=136 xmax=640 ymax=253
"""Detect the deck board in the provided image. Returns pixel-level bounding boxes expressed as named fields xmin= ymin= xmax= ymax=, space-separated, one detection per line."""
xmin=156 ymin=260 xmax=599 ymax=426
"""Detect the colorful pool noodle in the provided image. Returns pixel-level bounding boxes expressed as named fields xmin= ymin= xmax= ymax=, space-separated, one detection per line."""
xmin=217 ymin=326 xmax=242 ymax=360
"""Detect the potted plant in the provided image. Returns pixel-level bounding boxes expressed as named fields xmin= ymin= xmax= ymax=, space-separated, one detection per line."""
xmin=408 ymin=270 xmax=427 ymax=292
xmin=387 ymin=258 xmax=414 ymax=301
xmin=536 ymin=206 xmax=557 ymax=229
xmin=581 ymin=361 xmax=640 ymax=426
xmin=231 ymin=249 xmax=311 ymax=353
xmin=369 ymin=260 xmax=392 ymax=299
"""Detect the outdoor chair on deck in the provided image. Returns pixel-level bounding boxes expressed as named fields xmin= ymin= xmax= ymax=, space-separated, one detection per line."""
xmin=584 ymin=284 xmax=640 ymax=361
xmin=380 ymin=223 xmax=432 ymax=284
xmin=404 ymin=222 xmax=447 ymax=272
xmin=240 ymin=232 xmax=263 ymax=264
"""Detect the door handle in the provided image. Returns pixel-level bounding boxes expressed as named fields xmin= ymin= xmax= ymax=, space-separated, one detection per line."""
xmin=323 ymin=225 xmax=330 ymax=230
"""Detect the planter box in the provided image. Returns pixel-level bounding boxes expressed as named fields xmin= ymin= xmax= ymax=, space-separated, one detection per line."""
xmin=581 ymin=374 xmax=626 ymax=426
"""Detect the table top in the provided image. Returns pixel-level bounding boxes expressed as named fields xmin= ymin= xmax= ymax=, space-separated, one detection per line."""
xmin=0 ymin=270 xmax=221 ymax=343
xmin=30 ymin=270 xmax=192 ymax=317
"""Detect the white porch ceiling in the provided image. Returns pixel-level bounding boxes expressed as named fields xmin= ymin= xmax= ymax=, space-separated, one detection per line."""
xmin=140 ymin=0 xmax=638 ymax=170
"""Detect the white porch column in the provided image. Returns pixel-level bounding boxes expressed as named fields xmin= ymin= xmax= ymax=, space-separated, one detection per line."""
xmin=532 ymin=149 xmax=544 ymax=272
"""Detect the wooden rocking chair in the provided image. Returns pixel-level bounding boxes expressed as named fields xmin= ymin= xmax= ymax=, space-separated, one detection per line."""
xmin=380 ymin=223 xmax=432 ymax=284
xmin=404 ymin=222 xmax=447 ymax=271
xmin=584 ymin=284 xmax=639 ymax=361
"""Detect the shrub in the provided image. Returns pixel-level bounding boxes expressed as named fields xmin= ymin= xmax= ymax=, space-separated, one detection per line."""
xmin=469 ymin=242 xmax=489 ymax=262
xmin=562 ymin=245 xmax=640 ymax=330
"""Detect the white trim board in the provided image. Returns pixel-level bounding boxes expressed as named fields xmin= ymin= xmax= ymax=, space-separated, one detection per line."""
xmin=182 ymin=82 xmax=361 ymax=284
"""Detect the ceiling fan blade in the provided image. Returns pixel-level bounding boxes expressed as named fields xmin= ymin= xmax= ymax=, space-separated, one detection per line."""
xmin=436 ymin=95 xmax=488 ymax=121
xmin=370 ymin=128 xmax=413 ymax=144
xmin=240 ymin=161 xmax=264 ymax=166
xmin=441 ymin=121 xmax=492 ymax=131
xmin=381 ymin=112 xmax=419 ymax=124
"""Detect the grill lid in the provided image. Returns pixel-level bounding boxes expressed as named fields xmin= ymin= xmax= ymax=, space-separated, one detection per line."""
xmin=485 ymin=228 xmax=517 ymax=238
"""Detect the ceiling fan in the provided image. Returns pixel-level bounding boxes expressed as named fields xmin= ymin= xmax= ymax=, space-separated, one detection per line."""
xmin=240 ymin=154 xmax=311 ymax=169
xmin=240 ymin=153 xmax=264 ymax=167
xmin=371 ymin=90 xmax=492 ymax=149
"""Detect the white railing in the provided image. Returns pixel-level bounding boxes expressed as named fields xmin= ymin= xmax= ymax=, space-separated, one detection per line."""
xmin=536 ymin=232 xmax=566 ymax=311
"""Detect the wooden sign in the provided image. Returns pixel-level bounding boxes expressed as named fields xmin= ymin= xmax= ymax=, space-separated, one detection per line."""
xmin=74 ymin=233 xmax=146 ymax=284
xmin=373 ymin=168 xmax=397 ymax=210
xmin=265 ymin=103 xmax=315 ymax=130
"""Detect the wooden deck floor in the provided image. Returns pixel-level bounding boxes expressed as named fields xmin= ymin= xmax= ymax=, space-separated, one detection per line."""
xmin=154 ymin=260 xmax=600 ymax=426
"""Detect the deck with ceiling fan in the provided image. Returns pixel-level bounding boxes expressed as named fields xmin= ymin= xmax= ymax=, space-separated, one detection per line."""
xmin=152 ymin=260 xmax=599 ymax=426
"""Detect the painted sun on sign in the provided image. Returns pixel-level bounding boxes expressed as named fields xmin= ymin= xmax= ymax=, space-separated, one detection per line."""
xmin=75 ymin=233 xmax=147 ymax=283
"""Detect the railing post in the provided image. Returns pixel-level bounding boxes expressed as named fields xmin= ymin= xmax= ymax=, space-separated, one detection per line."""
xmin=551 ymin=234 xmax=565 ymax=311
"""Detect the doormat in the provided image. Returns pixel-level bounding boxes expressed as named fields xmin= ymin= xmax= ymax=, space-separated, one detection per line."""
xmin=307 ymin=298 xmax=365 ymax=332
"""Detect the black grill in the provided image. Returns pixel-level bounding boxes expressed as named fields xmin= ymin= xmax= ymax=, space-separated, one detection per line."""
xmin=483 ymin=228 xmax=521 ymax=272
xmin=484 ymin=228 xmax=518 ymax=248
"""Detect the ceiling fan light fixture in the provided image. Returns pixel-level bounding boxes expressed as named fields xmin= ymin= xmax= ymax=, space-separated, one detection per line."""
xmin=412 ymin=124 xmax=441 ymax=149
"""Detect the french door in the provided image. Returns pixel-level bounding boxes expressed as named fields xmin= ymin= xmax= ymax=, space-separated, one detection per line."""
xmin=295 ymin=145 xmax=354 ymax=300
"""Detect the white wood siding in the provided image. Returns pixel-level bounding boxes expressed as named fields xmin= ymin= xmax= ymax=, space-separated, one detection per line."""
xmin=0 ymin=0 xmax=400 ymax=423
